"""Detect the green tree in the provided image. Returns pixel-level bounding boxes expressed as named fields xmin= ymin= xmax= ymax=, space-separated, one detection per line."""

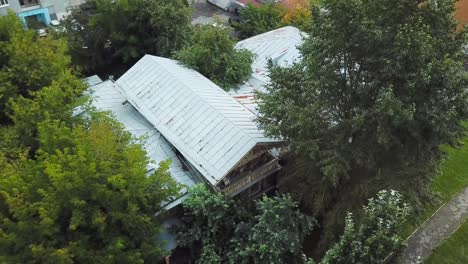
xmin=177 ymin=184 xmax=314 ymax=264
xmin=175 ymin=24 xmax=253 ymax=90
xmin=63 ymin=0 xmax=192 ymax=73
xmin=259 ymin=0 xmax=468 ymax=183
xmin=176 ymin=184 xmax=242 ymax=262
xmin=232 ymin=3 xmax=286 ymax=39
xmin=238 ymin=195 xmax=316 ymax=264
xmin=319 ymin=190 xmax=410 ymax=264
xmin=232 ymin=1 xmax=318 ymax=38
xmin=8 ymin=71 xmax=87 ymax=150
xmin=0 ymin=115 xmax=180 ymax=263
xmin=258 ymin=0 xmax=467 ymax=253
xmin=0 ymin=13 xmax=71 ymax=124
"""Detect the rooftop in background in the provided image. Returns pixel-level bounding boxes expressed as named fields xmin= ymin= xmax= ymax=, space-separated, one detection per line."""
xmin=116 ymin=55 xmax=279 ymax=186
xmin=456 ymin=0 xmax=468 ymax=30
xmin=229 ymin=26 xmax=305 ymax=112
xmin=86 ymin=77 xmax=197 ymax=194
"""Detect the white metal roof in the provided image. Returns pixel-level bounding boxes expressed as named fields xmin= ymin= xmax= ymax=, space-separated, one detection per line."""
xmin=229 ymin=26 xmax=305 ymax=112
xmin=116 ymin=55 xmax=278 ymax=185
xmin=87 ymin=77 xmax=197 ymax=190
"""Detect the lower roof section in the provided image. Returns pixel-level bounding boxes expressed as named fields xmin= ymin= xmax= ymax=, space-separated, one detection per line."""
xmin=86 ymin=77 xmax=198 ymax=196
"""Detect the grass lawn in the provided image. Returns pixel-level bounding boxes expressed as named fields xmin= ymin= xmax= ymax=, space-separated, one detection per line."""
xmin=401 ymin=135 xmax=468 ymax=237
xmin=397 ymin=132 xmax=468 ymax=262
xmin=425 ymin=220 xmax=468 ymax=264
xmin=431 ymin=135 xmax=468 ymax=201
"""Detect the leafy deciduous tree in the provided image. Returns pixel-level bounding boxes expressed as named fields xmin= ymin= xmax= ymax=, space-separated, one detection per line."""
xmin=0 ymin=13 xmax=71 ymax=124
xmin=258 ymin=0 xmax=467 ymax=253
xmin=63 ymin=0 xmax=192 ymax=73
xmin=232 ymin=1 xmax=316 ymax=38
xmin=0 ymin=115 xmax=180 ymax=263
xmin=175 ymin=24 xmax=253 ymax=90
xmin=318 ymin=190 xmax=410 ymax=264
xmin=178 ymin=184 xmax=314 ymax=264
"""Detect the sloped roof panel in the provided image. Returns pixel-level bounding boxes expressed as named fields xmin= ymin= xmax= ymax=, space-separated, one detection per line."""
xmin=88 ymin=79 xmax=197 ymax=189
xmin=230 ymin=26 xmax=306 ymax=112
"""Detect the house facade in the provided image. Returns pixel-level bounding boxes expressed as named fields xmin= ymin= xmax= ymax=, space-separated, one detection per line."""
xmin=0 ymin=0 xmax=85 ymax=27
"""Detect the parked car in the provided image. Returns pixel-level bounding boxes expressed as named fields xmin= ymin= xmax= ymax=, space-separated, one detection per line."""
xmin=50 ymin=20 xmax=66 ymax=33
xmin=37 ymin=28 xmax=47 ymax=37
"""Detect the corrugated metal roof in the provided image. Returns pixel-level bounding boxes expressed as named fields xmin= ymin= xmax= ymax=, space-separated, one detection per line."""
xmin=87 ymin=78 xmax=197 ymax=190
xmin=229 ymin=26 xmax=305 ymax=110
xmin=116 ymin=55 xmax=278 ymax=185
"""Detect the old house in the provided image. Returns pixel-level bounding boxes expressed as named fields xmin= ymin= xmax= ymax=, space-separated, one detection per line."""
xmin=87 ymin=55 xmax=283 ymax=209
xmin=87 ymin=26 xmax=305 ymax=209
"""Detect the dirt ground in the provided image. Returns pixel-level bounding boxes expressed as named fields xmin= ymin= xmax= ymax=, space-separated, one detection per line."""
xmin=191 ymin=0 xmax=231 ymax=25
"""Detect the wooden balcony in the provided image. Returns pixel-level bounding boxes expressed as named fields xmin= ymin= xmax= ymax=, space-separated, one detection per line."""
xmin=221 ymin=159 xmax=281 ymax=197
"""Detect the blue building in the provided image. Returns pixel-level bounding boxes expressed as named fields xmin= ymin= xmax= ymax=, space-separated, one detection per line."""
xmin=0 ymin=0 xmax=85 ymax=28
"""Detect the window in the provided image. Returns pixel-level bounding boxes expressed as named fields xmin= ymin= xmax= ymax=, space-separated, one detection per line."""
xmin=0 ymin=0 xmax=9 ymax=7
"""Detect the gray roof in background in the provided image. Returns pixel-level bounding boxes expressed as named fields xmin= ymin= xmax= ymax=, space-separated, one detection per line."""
xmin=87 ymin=77 xmax=197 ymax=191
xmin=116 ymin=55 xmax=278 ymax=185
xmin=230 ymin=26 xmax=305 ymax=112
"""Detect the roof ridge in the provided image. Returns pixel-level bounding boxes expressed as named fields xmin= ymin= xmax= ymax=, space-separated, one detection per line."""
xmin=146 ymin=55 xmax=262 ymax=143
xmin=236 ymin=26 xmax=302 ymax=45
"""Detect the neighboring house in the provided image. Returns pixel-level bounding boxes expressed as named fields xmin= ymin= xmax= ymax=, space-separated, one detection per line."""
xmin=229 ymin=26 xmax=305 ymax=113
xmin=456 ymin=0 xmax=468 ymax=30
xmin=0 ymin=0 xmax=85 ymax=27
xmin=87 ymin=55 xmax=283 ymax=210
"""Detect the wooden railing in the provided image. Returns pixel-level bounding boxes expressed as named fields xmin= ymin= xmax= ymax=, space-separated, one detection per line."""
xmin=221 ymin=159 xmax=281 ymax=197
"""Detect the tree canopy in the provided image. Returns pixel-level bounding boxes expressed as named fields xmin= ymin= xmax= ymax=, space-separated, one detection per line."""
xmin=0 ymin=13 xmax=180 ymax=263
xmin=258 ymin=0 xmax=467 ymax=253
xmin=259 ymin=0 xmax=467 ymax=187
xmin=63 ymin=0 xmax=192 ymax=74
xmin=304 ymin=190 xmax=410 ymax=264
xmin=177 ymin=184 xmax=315 ymax=264
xmin=0 ymin=115 xmax=180 ymax=263
xmin=175 ymin=24 xmax=253 ymax=90
xmin=0 ymin=13 xmax=72 ymax=124
xmin=232 ymin=1 xmax=316 ymax=38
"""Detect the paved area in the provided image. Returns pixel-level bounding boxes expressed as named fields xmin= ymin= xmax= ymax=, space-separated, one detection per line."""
xmin=397 ymin=187 xmax=468 ymax=264
xmin=191 ymin=0 xmax=231 ymax=25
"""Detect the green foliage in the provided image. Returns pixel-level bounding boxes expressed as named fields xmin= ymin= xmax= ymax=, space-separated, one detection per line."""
xmin=300 ymin=190 xmax=410 ymax=264
xmin=233 ymin=3 xmax=285 ymax=39
xmin=232 ymin=1 xmax=317 ymax=38
xmin=175 ymin=24 xmax=253 ymax=90
xmin=177 ymin=184 xmax=237 ymax=248
xmin=0 ymin=8 xmax=179 ymax=264
xmin=0 ymin=115 xmax=180 ymax=263
xmin=257 ymin=3 xmax=468 ymax=246
xmin=178 ymin=184 xmax=315 ymax=264
xmin=0 ymin=13 xmax=71 ymax=124
xmin=241 ymin=195 xmax=316 ymax=264
xmin=259 ymin=0 xmax=468 ymax=183
xmin=63 ymin=0 xmax=192 ymax=73
xmin=9 ymin=71 xmax=87 ymax=150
